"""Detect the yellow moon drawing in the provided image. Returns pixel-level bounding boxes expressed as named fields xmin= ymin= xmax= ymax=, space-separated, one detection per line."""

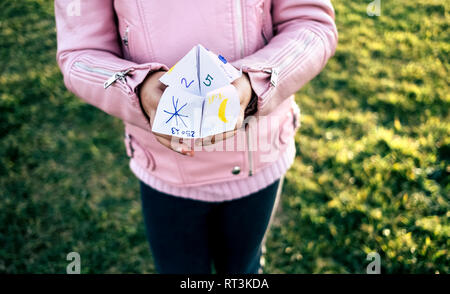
xmin=218 ymin=98 xmax=229 ymax=123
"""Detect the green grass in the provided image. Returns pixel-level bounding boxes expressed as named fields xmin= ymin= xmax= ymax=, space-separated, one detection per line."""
xmin=0 ymin=1 xmax=448 ymax=273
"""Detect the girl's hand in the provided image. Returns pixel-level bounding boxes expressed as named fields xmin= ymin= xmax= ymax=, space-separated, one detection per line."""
xmin=195 ymin=72 xmax=253 ymax=146
xmin=139 ymin=71 xmax=194 ymax=156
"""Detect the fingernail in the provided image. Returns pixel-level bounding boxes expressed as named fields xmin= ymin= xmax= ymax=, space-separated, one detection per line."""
xmin=175 ymin=145 xmax=194 ymax=156
xmin=182 ymin=148 xmax=194 ymax=157
xmin=175 ymin=146 xmax=186 ymax=155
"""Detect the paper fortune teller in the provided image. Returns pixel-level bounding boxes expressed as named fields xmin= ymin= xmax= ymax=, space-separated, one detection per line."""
xmin=151 ymin=44 xmax=242 ymax=139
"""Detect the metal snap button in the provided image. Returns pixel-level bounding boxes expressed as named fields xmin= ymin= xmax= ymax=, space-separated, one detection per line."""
xmin=231 ymin=166 xmax=241 ymax=175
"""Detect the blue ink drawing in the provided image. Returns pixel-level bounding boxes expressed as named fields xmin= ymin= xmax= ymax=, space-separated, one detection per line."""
xmin=164 ymin=96 xmax=188 ymax=127
xmin=218 ymin=55 xmax=227 ymax=64
xmin=181 ymin=77 xmax=194 ymax=88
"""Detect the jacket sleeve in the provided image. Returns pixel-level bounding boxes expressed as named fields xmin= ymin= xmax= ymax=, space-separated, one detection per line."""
xmin=231 ymin=0 xmax=338 ymax=114
xmin=54 ymin=0 xmax=168 ymax=131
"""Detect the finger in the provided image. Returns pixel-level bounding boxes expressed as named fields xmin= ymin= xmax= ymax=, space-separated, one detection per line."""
xmin=155 ymin=133 xmax=188 ymax=147
xmin=195 ymin=129 xmax=237 ymax=146
xmin=194 ymin=106 xmax=245 ymax=147
xmin=157 ymin=81 xmax=167 ymax=91
xmin=148 ymin=88 xmax=165 ymax=109
xmin=156 ymin=135 xmax=193 ymax=156
xmin=153 ymin=132 xmax=176 ymax=142
xmin=154 ymin=133 xmax=185 ymax=147
xmin=235 ymin=109 xmax=246 ymax=130
xmin=154 ymin=134 xmax=194 ymax=156
xmin=148 ymin=70 xmax=167 ymax=89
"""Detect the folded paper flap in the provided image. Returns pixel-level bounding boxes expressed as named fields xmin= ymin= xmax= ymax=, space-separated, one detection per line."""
xmin=159 ymin=44 xmax=241 ymax=93
xmin=151 ymin=87 xmax=204 ymax=138
xmin=204 ymin=47 xmax=241 ymax=83
xmin=197 ymin=45 xmax=242 ymax=95
xmin=159 ymin=46 xmax=200 ymax=95
xmin=201 ymin=84 xmax=240 ymax=138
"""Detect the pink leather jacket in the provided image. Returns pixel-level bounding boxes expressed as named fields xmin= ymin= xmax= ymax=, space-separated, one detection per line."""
xmin=55 ymin=0 xmax=337 ymax=188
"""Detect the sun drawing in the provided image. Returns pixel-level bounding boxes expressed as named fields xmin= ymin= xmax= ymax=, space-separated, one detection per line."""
xmin=164 ymin=96 xmax=188 ymax=127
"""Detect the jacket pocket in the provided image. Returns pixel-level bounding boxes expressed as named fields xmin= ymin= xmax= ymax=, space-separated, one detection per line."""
xmin=243 ymin=0 xmax=268 ymax=51
xmin=259 ymin=0 xmax=273 ymax=45
xmin=124 ymin=133 xmax=155 ymax=171
xmin=279 ymin=101 xmax=301 ymax=144
xmin=119 ymin=18 xmax=135 ymax=61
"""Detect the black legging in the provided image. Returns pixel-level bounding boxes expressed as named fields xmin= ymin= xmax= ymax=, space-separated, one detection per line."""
xmin=140 ymin=179 xmax=281 ymax=274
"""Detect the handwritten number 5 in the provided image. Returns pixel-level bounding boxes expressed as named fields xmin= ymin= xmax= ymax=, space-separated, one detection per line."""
xmin=203 ymin=74 xmax=214 ymax=87
xmin=181 ymin=78 xmax=194 ymax=88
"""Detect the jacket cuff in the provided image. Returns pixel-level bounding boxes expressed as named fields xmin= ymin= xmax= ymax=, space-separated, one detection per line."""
xmin=245 ymin=69 xmax=273 ymax=111
xmin=129 ymin=63 xmax=169 ymax=127
xmin=231 ymin=59 xmax=273 ymax=112
xmin=244 ymin=88 xmax=258 ymax=118
xmin=231 ymin=28 xmax=327 ymax=112
xmin=127 ymin=62 xmax=168 ymax=94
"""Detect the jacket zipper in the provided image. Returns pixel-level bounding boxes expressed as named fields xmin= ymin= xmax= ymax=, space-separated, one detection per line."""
xmin=274 ymin=33 xmax=316 ymax=82
xmin=240 ymin=35 xmax=314 ymax=176
xmin=245 ymin=124 xmax=254 ymax=176
xmin=235 ymin=0 xmax=253 ymax=176
xmin=235 ymin=0 xmax=245 ymax=59
xmin=261 ymin=31 xmax=268 ymax=45
xmin=73 ymin=61 xmax=132 ymax=89
xmin=125 ymin=133 xmax=135 ymax=157
xmin=263 ymin=68 xmax=279 ymax=87
xmin=123 ymin=26 xmax=129 ymax=47
xmin=259 ymin=1 xmax=269 ymax=45
xmin=125 ymin=133 xmax=156 ymax=170
xmin=244 ymin=33 xmax=315 ymax=90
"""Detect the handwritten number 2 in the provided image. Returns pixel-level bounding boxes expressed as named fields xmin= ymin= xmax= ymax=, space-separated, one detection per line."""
xmin=181 ymin=78 xmax=194 ymax=88
xmin=203 ymin=74 xmax=214 ymax=87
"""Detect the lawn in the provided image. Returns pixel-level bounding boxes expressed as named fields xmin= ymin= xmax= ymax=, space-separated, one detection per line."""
xmin=0 ymin=1 xmax=448 ymax=273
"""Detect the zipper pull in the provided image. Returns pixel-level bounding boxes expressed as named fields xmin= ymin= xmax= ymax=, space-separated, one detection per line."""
xmin=245 ymin=123 xmax=254 ymax=177
xmin=243 ymin=65 xmax=278 ymax=88
xmin=262 ymin=68 xmax=279 ymax=87
xmin=104 ymin=69 xmax=132 ymax=89
xmin=124 ymin=134 xmax=134 ymax=157
xmin=269 ymin=68 xmax=279 ymax=87
xmin=123 ymin=26 xmax=129 ymax=47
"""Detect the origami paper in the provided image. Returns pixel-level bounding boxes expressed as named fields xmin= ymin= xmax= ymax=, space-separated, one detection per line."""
xmin=152 ymin=44 xmax=242 ymax=138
